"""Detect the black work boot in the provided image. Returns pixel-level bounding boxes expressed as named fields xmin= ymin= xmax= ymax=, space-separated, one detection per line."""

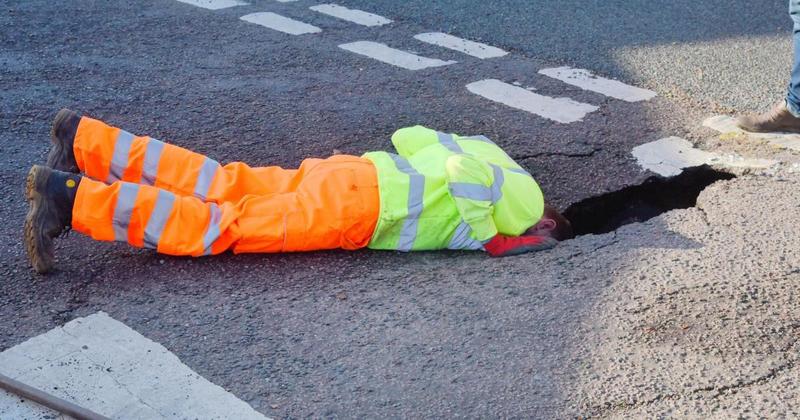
xmin=47 ymin=108 xmax=81 ymax=173
xmin=736 ymin=101 xmax=800 ymax=134
xmin=24 ymin=165 xmax=81 ymax=274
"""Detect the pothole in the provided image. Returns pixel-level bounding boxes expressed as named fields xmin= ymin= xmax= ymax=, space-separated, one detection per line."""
xmin=562 ymin=166 xmax=736 ymax=236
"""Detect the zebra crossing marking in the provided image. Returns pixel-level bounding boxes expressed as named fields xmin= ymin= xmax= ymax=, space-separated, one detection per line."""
xmin=632 ymin=137 xmax=776 ymax=177
xmin=339 ymin=41 xmax=457 ymax=70
xmin=414 ymin=32 xmax=507 ymax=59
xmin=310 ymin=4 xmax=392 ymax=27
xmin=0 ymin=312 xmax=268 ymax=419
xmin=538 ymin=66 xmax=657 ymax=102
xmin=174 ymin=0 xmax=248 ymax=10
xmin=240 ymin=12 xmax=322 ymax=35
xmin=466 ymin=79 xmax=598 ymax=123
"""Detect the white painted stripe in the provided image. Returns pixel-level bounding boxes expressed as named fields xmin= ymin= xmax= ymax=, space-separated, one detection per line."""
xmin=414 ymin=32 xmax=507 ymax=59
xmin=310 ymin=4 xmax=392 ymax=27
xmin=466 ymin=79 xmax=598 ymax=123
xmin=175 ymin=0 xmax=248 ymax=10
xmin=339 ymin=41 xmax=456 ymax=70
xmin=538 ymin=66 xmax=657 ymax=102
xmin=240 ymin=12 xmax=321 ymax=35
xmin=0 ymin=312 xmax=269 ymax=420
xmin=703 ymin=115 xmax=800 ymax=152
xmin=632 ymin=137 xmax=776 ymax=177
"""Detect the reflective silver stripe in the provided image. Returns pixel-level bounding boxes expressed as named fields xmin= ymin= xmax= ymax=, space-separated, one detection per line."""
xmin=193 ymin=157 xmax=220 ymax=200
xmin=508 ymin=167 xmax=532 ymax=177
xmin=141 ymin=137 xmax=165 ymax=186
xmin=447 ymin=221 xmax=484 ymax=250
xmin=202 ymin=203 xmax=222 ymax=256
xmin=490 ymin=164 xmax=505 ymax=203
xmin=143 ymin=190 xmax=176 ymax=249
xmin=390 ymin=154 xmax=425 ymax=252
xmin=437 ymin=131 xmax=463 ymax=153
xmin=448 ymin=182 xmax=493 ymax=201
xmin=112 ymin=183 xmax=139 ymax=242
xmin=106 ymin=130 xmax=135 ymax=183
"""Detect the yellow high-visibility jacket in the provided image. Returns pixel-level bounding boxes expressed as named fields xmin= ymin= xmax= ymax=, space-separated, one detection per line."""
xmin=362 ymin=126 xmax=545 ymax=251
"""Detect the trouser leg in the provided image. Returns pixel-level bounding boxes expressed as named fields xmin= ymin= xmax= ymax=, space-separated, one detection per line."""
xmin=72 ymin=116 xmax=301 ymax=204
xmin=72 ymin=177 xmax=239 ymax=256
xmin=787 ymin=0 xmax=800 ymax=116
xmin=71 ymin=156 xmax=380 ymax=255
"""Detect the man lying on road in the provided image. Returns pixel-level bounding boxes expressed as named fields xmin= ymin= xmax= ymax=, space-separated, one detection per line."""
xmin=24 ymin=109 xmax=574 ymax=274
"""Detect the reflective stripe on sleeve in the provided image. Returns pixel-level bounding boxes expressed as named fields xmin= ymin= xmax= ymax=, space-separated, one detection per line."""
xmin=437 ymin=131 xmax=463 ymax=153
xmin=448 ymin=182 xmax=493 ymax=201
xmin=490 ymin=164 xmax=505 ymax=203
xmin=390 ymin=154 xmax=425 ymax=252
xmin=447 ymin=220 xmax=484 ymax=250
xmin=143 ymin=189 xmax=176 ymax=249
xmin=202 ymin=203 xmax=222 ymax=256
xmin=106 ymin=130 xmax=135 ymax=183
xmin=112 ymin=183 xmax=140 ymax=242
xmin=193 ymin=157 xmax=220 ymax=201
xmin=141 ymin=137 xmax=166 ymax=186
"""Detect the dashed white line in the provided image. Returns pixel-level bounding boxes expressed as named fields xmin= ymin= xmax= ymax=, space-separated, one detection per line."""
xmin=414 ymin=32 xmax=507 ymax=59
xmin=240 ymin=12 xmax=322 ymax=35
xmin=339 ymin=41 xmax=457 ymax=70
xmin=704 ymin=115 xmax=800 ymax=152
xmin=632 ymin=137 xmax=776 ymax=177
xmin=175 ymin=0 xmax=248 ymax=9
xmin=466 ymin=79 xmax=598 ymax=123
xmin=538 ymin=66 xmax=657 ymax=102
xmin=310 ymin=4 xmax=392 ymax=27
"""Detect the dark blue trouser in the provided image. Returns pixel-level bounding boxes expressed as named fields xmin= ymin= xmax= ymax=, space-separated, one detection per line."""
xmin=788 ymin=0 xmax=800 ymax=115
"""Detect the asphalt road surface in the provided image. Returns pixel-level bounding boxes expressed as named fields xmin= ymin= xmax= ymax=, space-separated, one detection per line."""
xmin=1 ymin=0 xmax=797 ymax=417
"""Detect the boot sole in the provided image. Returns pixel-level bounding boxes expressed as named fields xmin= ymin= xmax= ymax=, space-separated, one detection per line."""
xmin=24 ymin=166 xmax=54 ymax=274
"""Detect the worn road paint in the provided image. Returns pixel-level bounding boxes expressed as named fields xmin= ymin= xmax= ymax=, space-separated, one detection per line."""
xmin=174 ymin=0 xmax=248 ymax=9
xmin=704 ymin=115 xmax=800 ymax=152
xmin=632 ymin=136 xmax=776 ymax=177
xmin=414 ymin=33 xmax=507 ymax=59
xmin=0 ymin=312 xmax=268 ymax=420
xmin=240 ymin=12 xmax=322 ymax=35
xmin=310 ymin=4 xmax=392 ymax=27
xmin=339 ymin=41 xmax=456 ymax=70
xmin=466 ymin=79 xmax=598 ymax=123
xmin=538 ymin=66 xmax=657 ymax=102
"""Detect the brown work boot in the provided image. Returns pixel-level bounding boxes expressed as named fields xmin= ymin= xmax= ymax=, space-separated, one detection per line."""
xmin=736 ymin=101 xmax=800 ymax=133
xmin=24 ymin=165 xmax=81 ymax=274
xmin=47 ymin=108 xmax=81 ymax=173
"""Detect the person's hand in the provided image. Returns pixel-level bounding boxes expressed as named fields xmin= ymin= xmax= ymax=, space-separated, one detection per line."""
xmin=483 ymin=233 xmax=558 ymax=257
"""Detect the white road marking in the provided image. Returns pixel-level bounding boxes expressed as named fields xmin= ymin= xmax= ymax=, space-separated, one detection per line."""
xmin=310 ymin=4 xmax=392 ymax=27
xmin=414 ymin=32 xmax=507 ymax=59
xmin=240 ymin=12 xmax=322 ymax=35
xmin=175 ymin=0 xmax=248 ymax=10
xmin=339 ymin=41 xmax=456 ymax=70
xmin=466 ymin=79 xmax=598 ymax=123
xmin=0 ymin=312 xmax=269 ymax=420
xmin=704 ymin=115 xmax=800 ymax=152
xmin=538 ymin=66 xmax=657 ymax=102
xmin=632 ymin=137 xmax=776 ymax=177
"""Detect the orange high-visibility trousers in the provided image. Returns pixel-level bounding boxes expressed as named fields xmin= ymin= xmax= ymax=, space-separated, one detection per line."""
xmin=71 ymin=116 xmax=380 ymax=256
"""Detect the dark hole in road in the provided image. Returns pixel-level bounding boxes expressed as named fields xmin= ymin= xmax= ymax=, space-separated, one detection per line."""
xmin=562 ymin=166 xmax=736 ymax=236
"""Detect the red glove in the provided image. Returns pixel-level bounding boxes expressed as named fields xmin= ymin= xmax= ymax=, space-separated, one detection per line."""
xmin=483 ymin=234 xmax=558 ymax=257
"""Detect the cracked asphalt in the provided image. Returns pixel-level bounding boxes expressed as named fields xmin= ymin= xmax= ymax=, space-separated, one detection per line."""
xmin=2 ymin=0 xmax=800 ymax=417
